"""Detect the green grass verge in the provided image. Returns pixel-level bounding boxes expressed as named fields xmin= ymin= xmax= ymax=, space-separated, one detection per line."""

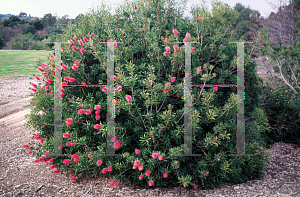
xmin=0 ymin=50 xmax=52 ymax=78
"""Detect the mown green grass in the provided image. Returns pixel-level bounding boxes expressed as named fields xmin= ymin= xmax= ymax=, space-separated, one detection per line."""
xmin=0 ymin=50 xmax=52 ymax=78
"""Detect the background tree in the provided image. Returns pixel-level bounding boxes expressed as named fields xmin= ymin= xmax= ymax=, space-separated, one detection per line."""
xmin=33 ymin=19 xmax=44 ymax=30
xmin=18 ymin=12 xmax=27 ymax=20
xmin=41 ymin=13 xmax=57 ymax=31
xmin=1 ymin=18 xmax=10 ymax=27
xmin=25 ymin=24 xmax=37 ymax=34
xmin=0 ymin=35 xmax=5 ymax=49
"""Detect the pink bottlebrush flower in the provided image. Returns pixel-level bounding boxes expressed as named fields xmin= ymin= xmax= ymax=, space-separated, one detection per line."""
xmin=145 ymin=170 xmax=151 ymax=176
xmin=109 ymin=182 xmax=114 ymax=187
xmin=69 ymin=78 xmax=75 ymax=83
xmin=73 ymin=36 xmax=78 ymax=42
xmin=61 ymin=64 xmax=68 ymax=70
xmin=114 ymin=141 xmax=121 ymax=149
xmin=74 ymin=158 xmax=80 ymax=163
xmin=114 ymin=181 xmax=119 ymax=187
xmin=71 ymin=154 xmax=78 ymax=159
xmin=78 ymin=109 xmax=84 ymax=115
xmin=70 ymin=176 xmax=76 ymax=181
xmin=79 ymin=48 xmax=85 ymax=54
xmin=163 ymin=173 xmax=168 ymax=178
xmin=48 ymin=158 xmax=54 ymax=163
xmin=152 ymin=153 xmax=159 ymax=159
xmin=79 ymin=103 xmax=84 ymax=107
xmin=35 ymin=135 xmax=40 ymax=140
xmin=107 ymin=166 xmax=112 ymax=171
xmin=138 ymin=165 xmax=143 ymax=171
xmin=197 ymin=66 xmax=202 ymax=71
xmin=58 ymin=145 xmax=63 ymax=150
xmin=135 ymin=149 xmax=141 ymax=154
xmin=183 ymin=38 xmax=188 ymax=43
xmin=94 ymin=105 xmax=101 ymax=110
xmin=50 ymin=164 xmax=55 ymax=169
xmin=82 ymin=82 xmax=86 ymax=86
xmin=150 ymin=132 xmax=153 ymax=136
xmin=63 ymin=133 xmax=70 ymax=138
xmin=43 ymin=74 xmax=48 ymax=78
xmin=194 ymin=184 xmax=197 ymax=189
xmin=192 ymin=48 xmax=195 ymax=52
xmin=85 ymin=109 xmax=92 ymax=115
xmin=113 ymin=75 xmax=118 ymax=81
xmin=102 ymin=168 xmax=107 ymax=174
xmin=139 ymin=175 xmax=143 ymax=180
xmin=72 ymin=46 xmax=78 ymax=51
xmin=63 ymin=159 xmax=71 ymax=164
xmin=23 ymin=144 xmax=29 ymax=148
xmin=107 ymin=40 xmax=112 ymax=46
xmin=95 ymin=115 xmax=100 ymax=120
xmin=70 ymin=142 xmax=75 ymax=146
xmin=117 ymin=85 xmax=122 ymax=90
xmin=34 ymin=159 xmax=40 ymax=163
xmin=198 ymin=15 xmax=200 ymax=20
xmin=94 ymin=124 xmax=101 ymax=129
xmin=60 ymin=93 xmax=65 ymax=98
xmin=148 ymin=180 xmax=154 ymax=186
xmin=163 ymin=51 xmax=169 ymax=56
xmin=173 ymin=45 xmax=179 ymax=51
xmin=134 ymin=6 xmax=137 ymax=9
xmin=41 ymin=63 xmax=46 ymax=68
xmin=66 ymin=118 xmax=73 ymax=123
xmin=174 ymin=33 xmax=178 ymax=37
xmin=164 ymin=89 xmax=168 ymax=94
xmin=134 ymin=160 xmax=140 ymax=166
xmin=31 ymin=88 xmax=36 ymax=93
xmin=183 ymin=182 xmax=187 ymax=187
xmin=132 ymin=165 xmax=138 ymax=169
xmin=113 ymin=40 xmax=117 ymax=47
xmin=172 ymin=29 xmax=178 ymax=34
xmin=78 ymin=40 xmax=84 ymax=46
xmin=125 ymin=95 xmax=132 ymax=102
xmin=213 ymin=86 xmax=218 ymax=91
xmin=186 ymin=32 xmax=191 ymax=39
xmin=63 ymin=76 xmax=70 ymax=81
xmin=27 ymin=151 xmax=32 ymax=154
xmin=53 ymin=169 xmax=59 ymax=174
xmin=111 ymin=136 xmax=117 ymax=142
xmin=204 ymin=172 xmax=209 ymax=176
xmin=158 ymin=155 xmax=163 ymax=160
xmin=174 ymin=161 xmax=177 ymax=165
xmin=69 ymin=40 xmax=75 ymax=45
xmin=171 ymin=77 xmax=175 ymax=82
xmin=217 ymin=158 xmax=220 ymax=161
xmin=40 ymin=138 xmax=45 ymax=143
xmin=31 ymin=83 xmax=37 ymax=88
xmin=102 ymin=86 xmax=107 ymax=92
xmin=165 ymin=82 xmax=171 ymax=88
xmin=88 ymin=154 xmax=91 ymax=158
xmin=97 ymin=160 xmax=102 ymax=166
xmin=34 ymin=75 xmax=40 ymax=80
xmin=37 ymin=67 xmax=44 ymax=72
xmin=72 ymin=65 xmax=78 ymax=71
xmin=83 ymin=36 xmax=88 ymax=42
xmin=74 ymin=60 xmax=79 ymax=66
xmin=62 ymin=47 xmax=64 ymax=51
xmin=165 ymin=37 xmax=169 ymax=42
xmin=91 ymin=33 xmax=94 ymax=37
xmin=114 ymin=100 xmax=119 ymax=105
xmin=165 ymin=46 xmax=171 ymax=51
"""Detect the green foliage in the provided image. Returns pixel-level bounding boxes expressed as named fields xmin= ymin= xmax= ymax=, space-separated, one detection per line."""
xmin=254 ymin=29 xmax=300 ymax=146
xmin=33 ymin=20 xmax=44 ymax=30
xmin=1 ymin=18 xmax=10 ymax=27
xmin=0 ymin=35 xmax=5 ymax=49
xmin=9 ymin=33 xmax=43 ymax=50
xmin=25 ymin=25 xmax=37 ymax=34
xmin=24 ymin=0 xmax=271 ymax=190
xmin=50 ymin=28 xmax=63 ymax=34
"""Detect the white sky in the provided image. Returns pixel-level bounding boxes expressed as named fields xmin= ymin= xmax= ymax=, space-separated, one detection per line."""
xmin=0 ymin=0 xmax=283 ymax=19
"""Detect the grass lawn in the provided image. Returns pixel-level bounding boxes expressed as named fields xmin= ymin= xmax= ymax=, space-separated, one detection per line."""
xmin=0 ymin=50 xmax=53 ymax=78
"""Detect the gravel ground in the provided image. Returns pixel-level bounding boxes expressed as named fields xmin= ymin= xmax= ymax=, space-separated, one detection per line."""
xmin=0 ymin=68 xmax=299 ymax=196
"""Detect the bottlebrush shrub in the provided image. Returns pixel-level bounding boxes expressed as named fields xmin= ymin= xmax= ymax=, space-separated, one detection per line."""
xmin=24 ymin=0 xmax=272 ymax=190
